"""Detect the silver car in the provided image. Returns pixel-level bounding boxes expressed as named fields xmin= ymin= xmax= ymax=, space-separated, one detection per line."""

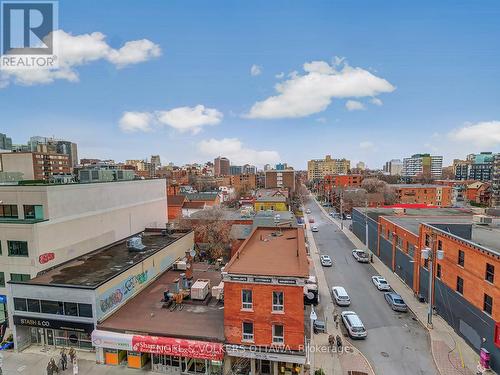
xmin=384 ymin=292 xmax=408 ymax=312
xmin=341 ymin=311 xmax=367 ymax=339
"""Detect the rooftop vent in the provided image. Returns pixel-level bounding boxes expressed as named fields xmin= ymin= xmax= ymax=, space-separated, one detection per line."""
xmin=127 ymin=236 xmax=146 ymax=251
xmin=473 ymin=215 xmax=493 ymax=225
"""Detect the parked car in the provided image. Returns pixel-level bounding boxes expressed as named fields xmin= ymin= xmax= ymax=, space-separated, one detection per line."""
xmin=345 ymin=214 xmax=352 ymax=220
xmin=341 ymin=311 xmax=367 ymax=339
xmin=309 ymin=217 xmax=315 ymax=223
xmin=332 ymin=286 xmax=351 ymax=306
xmin=306 ymin=208 xmax=311 ymax=214
xmin=372 ymin=275 xmax=391 ymax=291
xmin=320 ymin=255 xmax=332 ymax=267
xmin=312 ymin=225 xmax=319 ymax=232
xmin=384 ymin=292 xmax=408 ymax=312
xmin=313 ymin=319 xmax=326 ymax=334
xmin=352 ymin=249 xmax=370 ymax=263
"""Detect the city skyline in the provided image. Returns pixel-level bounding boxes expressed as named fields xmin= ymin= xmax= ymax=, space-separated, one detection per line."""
xmin=1 ymin=1 xmax=500 ymax=169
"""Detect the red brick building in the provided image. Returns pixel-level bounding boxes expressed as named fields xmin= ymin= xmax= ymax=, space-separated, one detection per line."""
xmin=324 ymin=174 xmax=364 ymax=188
xmin=231 ymin=174 xmax=257 ymax=192
xmin=394 ymin=184 xmax=452 ymax=207
xmin=223 ymin=227 xmax=309 ymax=374
xmin=167 ymin=194 xmax=186 ymax=220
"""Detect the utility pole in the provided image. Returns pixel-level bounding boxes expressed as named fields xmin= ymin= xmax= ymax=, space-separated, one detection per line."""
xmin=365 ymin=199 xmax=373 ymax=262
xmin=340 ymin=189 xmax=344 ymax=230
xmin=421 ymin=233 xmax=444 ymax=328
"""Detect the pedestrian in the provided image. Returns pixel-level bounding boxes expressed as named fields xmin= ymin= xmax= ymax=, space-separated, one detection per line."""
xmin=61 ymin=349 xmax=68 ymax=371
xmin=68 ymin=347 xmax=76 ymax=363
xmin=46 ymin=360 xmax=53 ymax=375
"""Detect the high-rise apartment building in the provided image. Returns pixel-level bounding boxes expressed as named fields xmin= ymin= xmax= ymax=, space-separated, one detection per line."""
xmin=402 ymin=154 xmax=443 ymax=180
xmin=229 ymin=165 xmax=243 ymax=175
xmin=27 ymin=136 xmax=78 ymax=168
xmin=383 ymin=159 xmax=403 ymax=175
xmin=151 ymin=155 xmax=161 ymax=169
xmin=0 ymin=152 xmax=71 ymax=181
xmin=214 ymin=156 xmax=230 ymax=176
xmin=307 ymin=155 xmax=350 ymax=180
xmin=492 ymin=153 xmax=500 ymax=207
xmin=454 ymin=152 xmax=495 ymax=181
xmin=0 ymin=133 xmax=12 ymax=151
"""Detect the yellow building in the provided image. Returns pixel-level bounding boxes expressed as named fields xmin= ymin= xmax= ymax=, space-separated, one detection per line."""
xmin=254 ymin=195 xmax=288 ymax=211
xmin=307 ymin=155 xmax=350 ymax=180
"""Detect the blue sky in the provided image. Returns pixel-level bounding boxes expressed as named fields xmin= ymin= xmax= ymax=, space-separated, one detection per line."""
xmin=1 ymin=0 xmax=499 ymax=169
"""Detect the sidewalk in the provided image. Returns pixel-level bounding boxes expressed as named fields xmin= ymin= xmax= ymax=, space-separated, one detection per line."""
xmin=304 ymin=210 xmax=375 ymax=375
xmin=313 ymin=197 xmax=491 ymax=375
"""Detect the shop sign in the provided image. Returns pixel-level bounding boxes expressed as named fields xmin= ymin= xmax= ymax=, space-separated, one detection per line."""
xmin=253 ymin=277 xmax=272 ymax=283
xmin=39 ymin=252 xmax=55 ymax=264
xmin=91 ymin=330 xmax=224 ymax=361
xmin=225 ymin=345 xmax=306 ymax=364
xmin=277 ymin=279 xmax=296 ymax=285
xmin=230 ymin=276 xmax=247 ymax=282
xmin=13 ymin=315 xmax=94 ymax=333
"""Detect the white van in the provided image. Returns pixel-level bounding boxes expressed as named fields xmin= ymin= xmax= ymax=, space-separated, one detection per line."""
xmin=332 ymin=286 xmax=351 ymax=306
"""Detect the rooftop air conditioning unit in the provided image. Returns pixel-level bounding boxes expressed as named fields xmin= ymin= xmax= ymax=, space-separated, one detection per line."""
xmin=473 ymin=215 xmax=493 ymax=225
xmin=126 ymin=236 xmax=146 ymax=251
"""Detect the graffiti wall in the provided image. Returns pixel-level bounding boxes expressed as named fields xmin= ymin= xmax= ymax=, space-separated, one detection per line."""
xmin=97 ymin=268 xmax=152 ymax=319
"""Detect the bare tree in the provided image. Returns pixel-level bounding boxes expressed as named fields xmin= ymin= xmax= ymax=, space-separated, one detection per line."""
xmin=192 ymin=207 xmax=231 ymax=261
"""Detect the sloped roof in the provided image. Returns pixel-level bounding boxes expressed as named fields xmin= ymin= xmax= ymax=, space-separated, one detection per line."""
xmin=168 ymin=194 xmax=186 ymax=206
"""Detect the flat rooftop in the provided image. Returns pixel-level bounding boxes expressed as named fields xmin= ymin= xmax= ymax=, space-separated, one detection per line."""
xmin=355 ymin=207 xmax=475 ymax=222
xmin=20 ymin=230 xmax=190 ymax=289
xmin=224 ymin=227 xmax=309 ymax=278
xmin=98 ymin=263 xmax=224 ymax=342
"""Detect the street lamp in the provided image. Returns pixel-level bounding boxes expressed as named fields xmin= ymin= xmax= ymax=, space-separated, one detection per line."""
xmin=364 ymin=199 xmax=373 ymax=262
xmin=308 ymin=306 xmax=317 ymax=366
xmin=421 ymin=245 xmax=444 ymax=328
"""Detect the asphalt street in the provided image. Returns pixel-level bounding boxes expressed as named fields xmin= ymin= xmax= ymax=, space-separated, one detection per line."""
xmin=306 ymin=199 xmax=438 ymax=375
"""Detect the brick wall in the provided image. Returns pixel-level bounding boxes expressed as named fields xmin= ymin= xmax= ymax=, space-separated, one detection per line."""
xmin=224 ymin=281 xmax=305 ymax=349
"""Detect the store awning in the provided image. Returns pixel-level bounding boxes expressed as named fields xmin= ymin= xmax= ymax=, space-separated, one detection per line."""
xmin=92 ymin=330 xmax=224 ymax=360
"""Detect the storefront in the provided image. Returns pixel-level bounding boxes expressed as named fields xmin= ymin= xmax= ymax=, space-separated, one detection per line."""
xmin=225 ymin=345 xmax=305 ymax=375
xmin=92 ymin=330 xmax=224 ymax=374
xmin=13 ymin=315 xmax=94 ymax=349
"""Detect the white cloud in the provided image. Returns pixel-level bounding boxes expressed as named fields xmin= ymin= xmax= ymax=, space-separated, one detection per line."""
xmin=119 ymin=105 xmax=222 ymax=134
xmin=198 ymin=138 xmax=280 ymax=166
xmin=275 ymin=72 xmax=285 ymax=79
xmin=1 ymin=30 xmax=161 ymax=87
xmin=245 ymin=59 xmax=395 ymax=119
xmin=359 ymin=141 xmax=376 ymax=151
xmin=449 ymin=121 xmax=500 ymax=148
xmin=370 ymin=97 xmax=383 ymax=106
xmin=156 ymin=105 xmax=223 ymax=134
xmin=250 ymin=64 xmax=262 ymax=76
xmin=345 ymin=100 xmax=365 ymax=111
xmin=119 ymin=112 xmax=155 ymax=133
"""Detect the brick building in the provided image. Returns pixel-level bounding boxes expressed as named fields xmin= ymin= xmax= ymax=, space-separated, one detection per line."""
xmin=231 ymin=174 xmax=257 ymax=192
xmin=265 ymin=170 xmax=296 ymax=192
xmin=324 ymin=174 xmax=363 ymax=188
xmin=167 ymin=194 xmax=186 ymax=220
xmin=223 ymin=227 xmax=308 ymax=374
xmin=393 ymin=184 xmax=452 ymax=207
xmin=0 ymin=152 xmax=71 ymax=181
xmin=351 ymin=207 xmax=500 ymax=371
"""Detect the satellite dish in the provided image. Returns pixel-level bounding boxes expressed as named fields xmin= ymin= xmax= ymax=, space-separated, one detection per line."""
xmin=306 ymin=292 xmax=315 ymax=300
xmin=190 ymin=249 xmax=196 ymax=257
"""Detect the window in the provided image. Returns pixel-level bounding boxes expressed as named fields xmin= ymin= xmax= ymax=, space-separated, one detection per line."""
xmin=437 ymin=240 xmax=442 ymax=250
xmin=41 ymin=300 xmax=64 ymax=315
xmin=396 ymin=237 xmax=403 ymax=249
xmin=242 ymin=322 xmax=254 ymax=341
xmin=425 ymin=234 xmax=430 ymax=247
xmin=272 ymin=291 xmax=284 ymax=312
xmin=13 ymin=297 xmax=27 ymax=311
xmin=484 ymin=294 xmax=493 ymax=315
xmin=408 ymin=244 xmax=415 ymax=258
xmin=8 ymin=241 xmax=29 ymax=257
xmin=0 ymin=272 xmax=4 ymax=288
xmin=456 ymin=276 xmax=464 ymax=294
xmin=64 ymin=302 xmax=78 ymax=316
xmin=423 ymin=258 xmax=429 ymax=269
xmin=78 ymin=303 xmax=93 ymax=318
xmin=0 ymin=204 xmax=18 ymax=218
xmin=23 ymin=205 xmax=44 ymax=220
xmin=242 ymin=290 xmax=252 ymax=309
xmin=272 ymin=324 xmax=284 ymax=344
xmin=486 ymin=263 xmax=494 ymax=283
xmin=27 ymin=299 xmax=41 ymax=313
xmin=436 ymin=264 xmax=442 ymax=279
xmin=458 ymin=250 xmax=465 ymax=267
xmin=10 ymin=273 xmax=30 ymax=282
